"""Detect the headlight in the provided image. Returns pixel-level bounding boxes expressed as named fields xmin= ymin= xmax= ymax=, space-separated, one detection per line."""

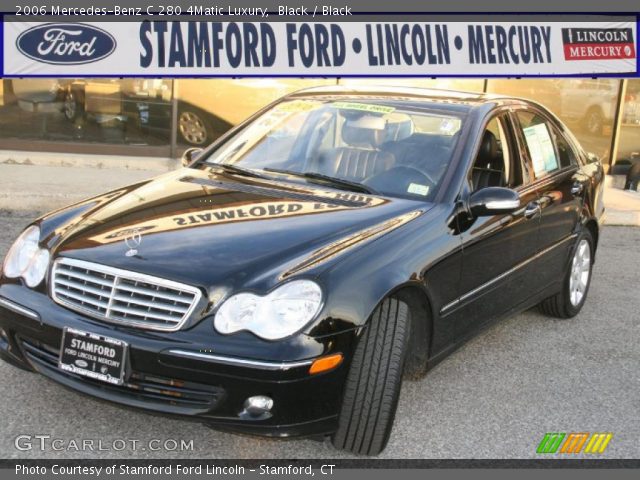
xmin=2 ymin=225 xmax=50 ymax=287
xmin=214 ymin=280 xmax=323 ymax=340
xmin=23 ymin=249 xmax=51 ymax=288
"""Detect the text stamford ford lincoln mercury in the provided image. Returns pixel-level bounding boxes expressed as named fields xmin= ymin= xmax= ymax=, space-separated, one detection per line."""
xmin=0 ymin=87 xmax=604 ymax=455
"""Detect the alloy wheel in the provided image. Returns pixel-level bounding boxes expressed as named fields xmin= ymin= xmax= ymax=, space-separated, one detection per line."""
xmin=569 ymin=239 xmax=591 ymax=307
xmin=179 ymin=111 xmax=207 ymax=145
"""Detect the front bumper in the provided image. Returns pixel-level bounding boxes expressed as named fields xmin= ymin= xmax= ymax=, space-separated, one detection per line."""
xmin=0 ymin=283 xmax=357 ymax=438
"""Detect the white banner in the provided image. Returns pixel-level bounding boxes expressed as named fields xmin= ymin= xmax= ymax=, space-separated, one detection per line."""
xmin=4 ymin=20 xmax=637 ymax=75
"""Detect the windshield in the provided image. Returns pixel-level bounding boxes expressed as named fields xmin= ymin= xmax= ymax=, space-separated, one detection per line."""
xmin=204 ymin=98 xmax=464 ymax=200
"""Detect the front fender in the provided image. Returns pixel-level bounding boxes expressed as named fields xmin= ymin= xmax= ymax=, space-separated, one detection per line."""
xmin=313 ymin=204 xmax=458 ymax=332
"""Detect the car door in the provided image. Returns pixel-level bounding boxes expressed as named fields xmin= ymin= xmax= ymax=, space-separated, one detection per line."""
xmin=448 ymin=112 xmax=541 ymax=338
xmin=512 ymin=109 xmax=584 ymax=288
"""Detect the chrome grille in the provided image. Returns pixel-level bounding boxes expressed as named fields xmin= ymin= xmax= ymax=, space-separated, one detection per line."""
xmin=51 ymin=258 xmax=201 ymax=331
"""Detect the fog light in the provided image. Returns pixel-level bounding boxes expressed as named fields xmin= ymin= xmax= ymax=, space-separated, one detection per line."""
xmin=241 ymin=395 xmax=274 ymax=418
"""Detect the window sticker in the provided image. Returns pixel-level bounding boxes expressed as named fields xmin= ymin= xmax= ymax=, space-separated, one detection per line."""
xmin=439 ymin=118 xmax=458 ymax=134
xmin=413 ymin=115 xmax=461 ymax=135
xmin=273 ymin=100 xmax=322 ymax=113
xmin=331 ymin=102 xmax=396 ymax=115
xmin=407 ymin=183 xmax=430 ymax=196
xmin=522 ymin=123 xmax=558 ymax=176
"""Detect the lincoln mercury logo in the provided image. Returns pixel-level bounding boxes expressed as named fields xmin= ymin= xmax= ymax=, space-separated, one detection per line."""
xmin=16 ymin=23 xmax=116 ymax=65
xmin=562 ymin=28 xmax=635 ymax=61
xmin=537 ymin=432 xmax=613 ymax=454
xmin=124 ymin=230 xmax=142 ymax=257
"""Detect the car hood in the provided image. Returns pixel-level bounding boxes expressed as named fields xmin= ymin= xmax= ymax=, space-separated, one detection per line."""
xmin=47 ymin=167 xmax=430 ymax=292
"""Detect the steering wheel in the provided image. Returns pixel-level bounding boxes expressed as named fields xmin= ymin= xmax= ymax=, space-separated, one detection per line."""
xmin=363 ymin=166 xmax=437 ymax=195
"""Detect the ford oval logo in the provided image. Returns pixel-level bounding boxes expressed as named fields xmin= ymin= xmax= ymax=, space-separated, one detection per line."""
xmin=16 ymin=23 xmax=116 ymax=65
xmin=74 ymin=359 xmax=88 ymax=368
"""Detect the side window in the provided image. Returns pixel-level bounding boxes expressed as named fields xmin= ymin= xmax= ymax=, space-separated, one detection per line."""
xmin=550 ymin=127 xmax=577 ymax=168
xmin=471 ymin=115 xmax=523 ymax=191
xmin=515 ymin=111 xmax=575 ymax=178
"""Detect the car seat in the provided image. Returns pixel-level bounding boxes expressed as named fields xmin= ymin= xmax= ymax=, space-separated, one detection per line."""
xmin=471 ymin=130 xmax=506 ymax=190
xmin=316 ymin=122 xmax=395 ymax=182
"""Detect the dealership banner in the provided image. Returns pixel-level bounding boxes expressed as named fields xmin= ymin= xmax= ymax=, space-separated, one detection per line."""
xmin=3 ymin=20 xmax=637 ymax=76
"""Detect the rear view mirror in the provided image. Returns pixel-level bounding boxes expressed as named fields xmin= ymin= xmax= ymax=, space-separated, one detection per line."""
xmin=468 ymin=187 xmax=520 ymax=217
xmin=181 ymin=147 xmax=203 ymax=167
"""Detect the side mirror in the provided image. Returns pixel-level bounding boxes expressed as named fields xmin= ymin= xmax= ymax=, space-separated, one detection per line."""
xmin=468 ymin=187 xmax=520 ymax=217
xmin=181 ymin=147 xmax=203 ymax=167
xmin=586 ymin=152 xmax=600 ymax=165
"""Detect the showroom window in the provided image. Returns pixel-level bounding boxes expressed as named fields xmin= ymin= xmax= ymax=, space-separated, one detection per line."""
xmin=0 ymin=78 xmax=174 ymax=148
xmin=0 ymin=78 xmax=336 ymax=155
xmin=0 ymin=77 xmax=635 ymax=167
xmin=615 ymin=79 xmax=640 ymax=166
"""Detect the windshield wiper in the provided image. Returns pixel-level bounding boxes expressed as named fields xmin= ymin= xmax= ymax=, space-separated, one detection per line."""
xmin=264 ymin=168 xmax=377 ymax=195
xmin=210 ymin=163 xmax=271 ymax=180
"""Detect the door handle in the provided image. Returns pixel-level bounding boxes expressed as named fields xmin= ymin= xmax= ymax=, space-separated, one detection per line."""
xmin=571 ymin=182 xmax=584 ymax=196
xmin=523 ymin=201 xmax=541 ymax=219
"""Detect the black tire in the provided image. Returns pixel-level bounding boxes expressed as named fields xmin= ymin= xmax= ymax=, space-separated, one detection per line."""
xmin=539 ymin=230 xmax=594 ymax=319
xmin=178 ymin=107 xmax=214 ymax=146
xmin=332 ymin=297 xmax=410 ymax=456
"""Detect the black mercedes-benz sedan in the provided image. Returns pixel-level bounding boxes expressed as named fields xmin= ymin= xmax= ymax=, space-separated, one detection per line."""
xmin=0 ymin=86 xmax=604 ymax=455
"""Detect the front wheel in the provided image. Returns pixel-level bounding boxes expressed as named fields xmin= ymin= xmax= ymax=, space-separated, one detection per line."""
xmin=539 ymin=230 xmax=594 ymax=318
xmin=332 ymin=297 xmax=410 ymax=456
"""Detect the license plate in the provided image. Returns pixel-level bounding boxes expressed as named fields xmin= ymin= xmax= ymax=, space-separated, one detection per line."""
xmin=58 ymin=327 xmax=127 ymax=386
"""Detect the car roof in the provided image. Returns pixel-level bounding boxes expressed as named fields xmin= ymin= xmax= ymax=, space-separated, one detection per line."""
xmin=286 ymin=85 xmax=521 ymax=109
